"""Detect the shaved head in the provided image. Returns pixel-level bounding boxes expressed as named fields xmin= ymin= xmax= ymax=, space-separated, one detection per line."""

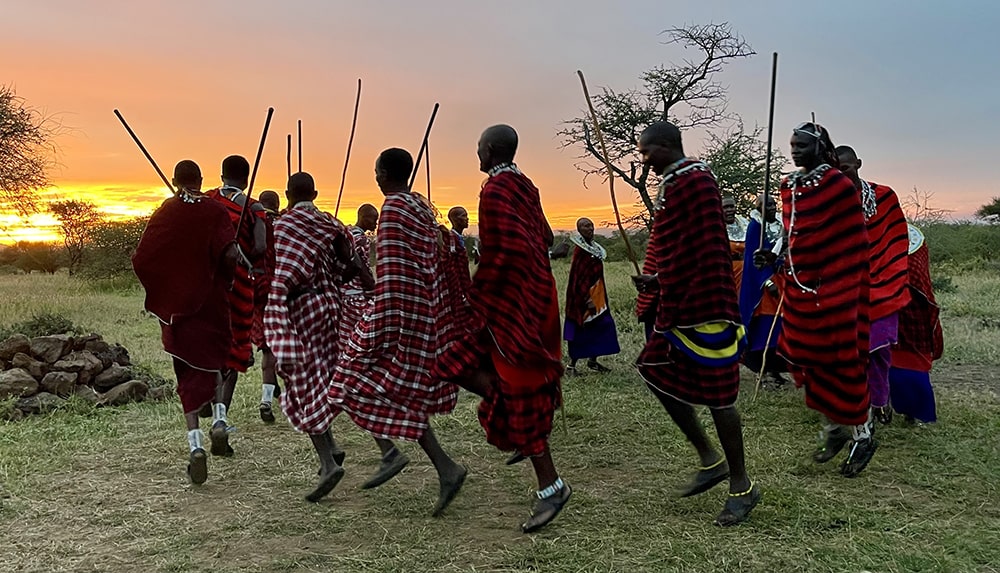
xmin=357 ymin=202 xmax=379 ymax=231
xmin=639 ymin=121 xmax=682 ymax=149
xmin=172 ymin=160 xmax=202 ymax=190
xmin=477 ymin=124 xmax=519 ymax=172
xmin=721 ymin=196 xmax=736 ymax=207
xmin=286 ymin=172 xmax=317 ymax=204
xmin=258 ymin=190 xmax=280 ymax=211
xmin=576 ymin=217 xmax=595 ymax=241
xmin=358 ymin=203 xmax=378 ymax=218
xmin=835 ymin=145 xmax=858 ymax=161
xmin=449 ymin=205 xmax=469 ymax=232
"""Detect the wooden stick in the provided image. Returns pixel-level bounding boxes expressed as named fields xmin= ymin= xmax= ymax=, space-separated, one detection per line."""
xmin=335 ymin=79 xmax=362 ymax=218
xmin=576 ymin=71 xmax=641 ymax=274
xmin=760 ymin=52 xmax=778 ymax=251
xmin=426 ymin=139 xmax=432 ymax=201
xmin=237 ymin=107 xmax=274 ymax=227
xmin=408 ymin=103 xmax=439 ymax=190
xmin=297 ymin=119 xmax=302 ymax=172
xmin=286 ymin=134 xmax=292 ymax=179
xmin=753 ymin=293 xmax=785 ymax=401
xmin=113 ymin=109 xmax=174 ymax=194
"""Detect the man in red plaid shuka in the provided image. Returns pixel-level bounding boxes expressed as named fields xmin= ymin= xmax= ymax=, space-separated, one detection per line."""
xmin=340 ymin=203 xmax=378 ymax=347
xmin=204 ymin=155 xmax=268 ymax=456
xmin=132 ymin=160 xmax=238 ymax=485
xmin=434 ymin=124 xmax=571 ymax=534
xmin=264 ymin=172 xmax=362 ymax=502
xmin=328 ymin=148 xmax=468 ymax=517
xmin=632 ymin=122 xmax=759 ymax=527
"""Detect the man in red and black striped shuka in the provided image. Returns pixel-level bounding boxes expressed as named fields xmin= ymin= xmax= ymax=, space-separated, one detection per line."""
xmin=434 ymin=125 xmax=570 ymax=534
xmin=632 ymin=121 xmax=759 ymax=527
xmin=836 ymin=146 xmax=911 ymax=425
xmin=756 ymin=123 xmax=875 ymax=477
xmin=263 ymin=172 xmax=362 ymax=502
xmin=204 ymin=155 xmax=268 ymax=456
xmin=328 ymin=148 xmax=468 ymax=517
xmin=254 ymin=190 xmax=282 ymax=424
xmin=132 ymin=160 xmax=238 ymax=485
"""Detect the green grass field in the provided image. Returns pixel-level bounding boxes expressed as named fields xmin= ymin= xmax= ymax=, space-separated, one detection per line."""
xmin=1 ymin=264 xmax=999 ymax=573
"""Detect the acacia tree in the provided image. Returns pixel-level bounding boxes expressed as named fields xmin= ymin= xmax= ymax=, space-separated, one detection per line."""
xmin=560 ymin=22 xmax=755 ymax=224
xmin=0 ymin=85 xmax=60 ymax=217
xmin=902 ymin=187 xmax=952 ymax=226
xmin=49 ymin=199 xmax=102 ymax=275
xmin=703 ymin=122 xmax=787 ymax=216
xmin=974 ymin=196 xmax=1000 ymax=221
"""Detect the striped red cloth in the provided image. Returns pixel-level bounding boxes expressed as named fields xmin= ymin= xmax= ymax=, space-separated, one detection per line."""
xmin=894 ymin=237 xmax=943 ymax=371
xmin=205 ymin=188 xmax=266 ymax=372
xmin=132 ymin=194 xmax=236 ymax=413
xmin=264 ymin=202 xmax=351 ymax=434
xmin=866 ymin=183 xmax=911 ymax=320
xmin=635 ymin=252 xmax=658 ymax=322
xmin=779 ymin=165 xmax=871 ymax=425
xmin=329 ymin=192 xmax=461 ymax=442
xmin=251 ymin=209 xmax=278 ymax=349
xmin=635 ymin=159 xmax=742 ymax=408
xmin=338 ymin=226 xmax=374 ymax=350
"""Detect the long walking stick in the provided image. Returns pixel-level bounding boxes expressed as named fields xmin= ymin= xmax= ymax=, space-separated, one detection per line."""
xmin=408 ymin=103 xmax=440 ymax=191
xmin=576 ymin=71 xmax=640 ymax=274
xmin=334 ymin=79 xmax=362 ymax=218
xmin=286 ymin=134 xmax=292 ymax=179
xmin=753 ymin=293 xmax=785 ymax=401
xmin=237 ymin=107 xmax=274 ymax=227
xmin=297 ymin=119 xmax=303 ymax=172
xmin=760 ymin=52 xmax=778 ymax=250
xmin=426 ymin=139 xmax=432 ymax=202
xmin=113 ymin=110 xmax=174 ymax=194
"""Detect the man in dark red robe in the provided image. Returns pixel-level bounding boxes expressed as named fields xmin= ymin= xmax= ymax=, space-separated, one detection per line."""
xmin=564 ymin=217 xmax=620 ymax=374
xmin=632 ymin=121 xmax=758 ymax=526
xmin=435 ymin=124 xmax=570 ymax=534
xmin=132 ymin=160 xmax=237 ymax=485
xmin=204 ymin=155 xmax=267 ymax=456
xmin=756 ymin=123 xmax=874 ymax=477
xmin=254 ymin=190 xmax=282 ymax=424
xmin=265 ymin=172 xmax=360 ymax=502
xmin=837 ymin=145 xmax=911 ymax=425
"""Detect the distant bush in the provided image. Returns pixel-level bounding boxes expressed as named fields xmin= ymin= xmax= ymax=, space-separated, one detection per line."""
xmin=0 ymin=311 xmax=85 ymax=339
xmin=922 ymin=223 xmax=1000 ymax=270
xmin=79 ymin=216 xmax=147 ymax=284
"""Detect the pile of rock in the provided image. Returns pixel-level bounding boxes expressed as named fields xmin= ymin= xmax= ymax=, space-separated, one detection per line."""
xmin=0 ymin=332 xmax=169 ymax=421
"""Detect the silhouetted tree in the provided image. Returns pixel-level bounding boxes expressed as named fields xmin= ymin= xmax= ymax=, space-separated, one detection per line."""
xmin=49 ymin=199 xmax=102 ymax=275
xmin=0 ymin=85 xmax=60 ymax=216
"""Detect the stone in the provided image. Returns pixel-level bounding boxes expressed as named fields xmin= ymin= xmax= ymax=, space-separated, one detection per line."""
xmin=99 ymin=380 xmax=148 ymax=407
xmin=147 ymin=385 xmax=174 ymax=402
xmin=0 ymin=334 xmax=31 ymax=361
xmin=11 ymin=352 xmax=45 ymax=379
xmin=73 ymin=384 xmax=101 ymax=405
xmin=56 ymin=351 xmax=104 ymax=385
xmin=94 ymin=343 xmax=129 ymax=369
xmin=29 ymin=335 xmax=73 ymax=364
xmin=0 ymin=368 xmax=39 ymax=399
xmin=93 ymin=364 xmax=132 ymax=391
xmin=73 ymin=333 xmax=102 ymax=351
xmin=16 ymin=391 xmax=65 ymax=415
xmin=40 ymin=371 xmax=77 ymax=397
xmin=84 ymin=338 xmax=110 ymax=356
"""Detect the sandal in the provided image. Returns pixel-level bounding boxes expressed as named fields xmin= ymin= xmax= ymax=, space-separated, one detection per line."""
xmin=209 ymin=421 xmax=234 ymax=457
xmin=431 ymin=466 xmax=468 ymax=517
xmin=677 ymin=457 xmax=730 ymax=498
xmin=506 ymin=452 xmax=526 ymax=465
xmin=813 ymin=427 xmax=850 ymax=463
xmin=521 ymin=482 xmax=572 ymax=533
xmin=840 ymin=437 xmax=878 ymax=478
xmin=187 ymin=448 xmax=208 ymax=485
xmin=714 ymin=482 xmax=761 ymax=526
xmin=361 ymin=448 xmax=409 ymax=489
xmin=305 ymin=465 xmax=345 ymax=502
xmin=259 ymin=402 xmax=275 ymax=424
xmin=587 ymin=361 xmax=611 ymax=373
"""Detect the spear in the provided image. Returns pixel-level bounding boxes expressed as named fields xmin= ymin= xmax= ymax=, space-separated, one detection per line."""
xmin=335 ymin=78 xmax=362 ymax=218
xmin=576 ymin=70 xmax=640 ymax=274
xmin=297 ymin=119 xmax=303 ymax=172
xmin=286 ymin=134 xmax=292 ymax=179
xmin=408 ymin=103 xmax=439 ymax=191
xmin=113 ymin=109 xmax=174 ymax=194
xmin=426 ymin=139 xmax=432 ymax=201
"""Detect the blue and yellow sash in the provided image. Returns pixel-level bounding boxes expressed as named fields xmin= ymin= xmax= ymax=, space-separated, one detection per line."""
xmin=663 ymin=322 xmax=746 ymax=367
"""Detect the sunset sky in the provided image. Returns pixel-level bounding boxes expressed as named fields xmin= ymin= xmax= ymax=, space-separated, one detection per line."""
xmin=2 ymin=0 xmax=998 ymax=242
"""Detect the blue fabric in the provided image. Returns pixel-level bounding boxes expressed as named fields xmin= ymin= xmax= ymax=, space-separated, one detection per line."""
xmin=739 ymin=218 xmax=779 ymax=326
xmin=661 ymin=322 xmax=746 ymax=368
xmin=747 ymin=315 xmax=781 ymax=352
xmin=889 ymin=367 xmax=937 ymax=422
xmin=565 ymin=312 xmax=620 ymax=360
xmin=889 ymin=367 xmax=937 ymax=423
